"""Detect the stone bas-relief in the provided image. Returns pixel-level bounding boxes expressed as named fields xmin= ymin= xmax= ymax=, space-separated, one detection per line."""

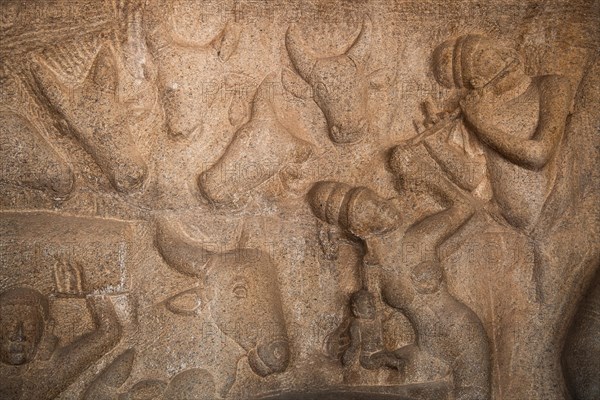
xmin=0 ymin=1 xmax=598 ymax=399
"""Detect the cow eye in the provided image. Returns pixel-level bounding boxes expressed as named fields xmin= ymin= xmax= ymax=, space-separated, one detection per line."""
xmin=233 ymin=284 xmax=247 ymax=299
xmin=315 ymin=82 xmax=328 ymax=95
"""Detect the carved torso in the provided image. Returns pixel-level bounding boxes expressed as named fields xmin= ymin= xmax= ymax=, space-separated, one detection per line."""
xmin=483 ymin=77 xmax=561 ymax=231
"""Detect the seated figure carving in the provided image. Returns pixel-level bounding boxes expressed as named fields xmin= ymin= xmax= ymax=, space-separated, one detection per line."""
xmin=342 ymin=289 xmax=403 ymax=372
xmin=308 ymin=180 xmax=491 ymax=400
xmin=0 ymin=283 xmax=122 ymax=400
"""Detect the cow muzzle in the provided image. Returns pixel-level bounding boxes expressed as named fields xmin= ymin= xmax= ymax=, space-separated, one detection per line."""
xmin=329 ymin=118 xmax=368 ymax=144
xmin=247 ymin=338 xmax=290 ymax=377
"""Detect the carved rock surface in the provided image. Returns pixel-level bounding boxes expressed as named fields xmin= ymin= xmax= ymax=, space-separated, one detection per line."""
xmin=0 ymin=1 xmax=598 ymax=399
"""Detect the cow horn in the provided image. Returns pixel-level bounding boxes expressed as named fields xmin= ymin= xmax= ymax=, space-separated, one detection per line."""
xmin=346 ymin=15 xmax=372 ymax=67
xmin=285 ymin=24 xmax=317 ymax=82
xmin=154 ymin=218 xmax=214 ymax=278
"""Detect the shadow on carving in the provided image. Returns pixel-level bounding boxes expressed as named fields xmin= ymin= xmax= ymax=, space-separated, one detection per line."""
xmin=563 ymin=268 xmax=600 ymax=400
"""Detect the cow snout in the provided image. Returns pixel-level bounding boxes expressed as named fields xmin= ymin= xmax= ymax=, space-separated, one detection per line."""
xmin=46 ymin=161 xmax=74 ymax=197
xmin=329 ymin=119 xmax=368 ymax=144
xmin=247 ymin=339 xmax=290 ymax=377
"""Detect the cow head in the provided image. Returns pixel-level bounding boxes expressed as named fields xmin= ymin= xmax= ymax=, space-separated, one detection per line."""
xmin=147 ymin=19 xmax=241 ymax=138
xmin=205 ymin=249 xmax=289 ymax=377
xmin=285 ymin=16 xmax=388 ymax=144
xmin=154 ymin=221 xmax=290 ymax=377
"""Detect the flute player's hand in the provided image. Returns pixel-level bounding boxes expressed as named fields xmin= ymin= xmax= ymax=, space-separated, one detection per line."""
xmin=459 ymin=87 xmax=494 ymax=132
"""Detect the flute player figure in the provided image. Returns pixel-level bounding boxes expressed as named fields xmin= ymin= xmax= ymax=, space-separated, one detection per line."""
xmin=429 ymin=34 xmax=577 ymax=400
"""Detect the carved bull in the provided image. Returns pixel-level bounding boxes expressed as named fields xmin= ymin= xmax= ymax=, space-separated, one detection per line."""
xmin=154 ymin=220 xmax=290 ymax=377
xmin=146 ymin=13 xmax=241 ymax=138
xmin=198 ymin=74 xmax=313 ymax=204
xmin=284 ymin=16 xmax=390 ymax=144
xmin=33 ymin=45 xmax=148 ymax=193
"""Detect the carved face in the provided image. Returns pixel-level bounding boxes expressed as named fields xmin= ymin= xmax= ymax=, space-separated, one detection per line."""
xmin=285 ymin=17 xmax=373 ymax=144
xmin=469 ymin=46 xmax=516 ymax=88
xmin=206 ymin=250 xmax=290 ymax=377
xmin=411 ymin=261 xmax=443 ymax=295
xmin=311 ymin=57 xmax=370 ymax=144
xmin=351 ymin=291 xmax=375 ymax=319
xmin=0 ymin=304 xmax=44 ymax=365
xmin=432 ymin=35 xmax=523 ymax=91
xmin=347 ymin=188 xmax=402 ymax=239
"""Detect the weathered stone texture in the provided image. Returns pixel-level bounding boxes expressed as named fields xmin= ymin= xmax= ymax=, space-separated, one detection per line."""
xmin=1 ymin=1 xmax=598 ymax=399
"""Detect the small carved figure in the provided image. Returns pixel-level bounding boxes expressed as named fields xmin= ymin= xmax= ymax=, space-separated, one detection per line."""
xmin=32 ymin=43 xmax=148 ymax=193
xmin=0 ymin=110 xmax=74 ymax=197
xmin=198 ymin=74 xmax=313 ymax=204
xmin=154 ymin=219 xmax=290 ymax=377
xmin=308 ymin=180 xmax=491 ymax=400
xmin=284 ymin=15 xmax=391 ymax=144
xmin=0 ymin=286 xmax=122 ymax=400
xmin=342 ymin=289 xmax=403 ymax=372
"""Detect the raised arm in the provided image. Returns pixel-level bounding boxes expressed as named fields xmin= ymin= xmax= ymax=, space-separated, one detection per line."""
xmin=45 ymin=296 xmax=122 ymax=399
xmin=405 ymin=171 xmax=475 ymax=253
xmin=462 ymin=75 xmax=571 ymax=170
xmin=423 ymin=130 xmax=487 ymax=191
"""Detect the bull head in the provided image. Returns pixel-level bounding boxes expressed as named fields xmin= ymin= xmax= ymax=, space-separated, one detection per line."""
xmin=154 ymin=220 xmax=290 ymax=377
xmin=198 ymin=74 xmax=313 ymax=205
xmin=284 ymin=16 xmax=389 ymax=144
xmin=148 ymin=20 xmax=241 ymax=138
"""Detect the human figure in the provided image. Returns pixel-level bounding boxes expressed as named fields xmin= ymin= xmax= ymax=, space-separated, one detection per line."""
xmin=430 ymin=34 xmax=571 ymax=236
xmin=430 ymin=35 xmax=572 ymax=274
xmin=0 ymin=287 xmax=122 ymax=400
xmin=342 ymin=289 xmax=403 ymax=372
xmin=308 ymin=178 xmax=491 ymax=400
xmin=426 ymin=34 xmax=599 ymax=400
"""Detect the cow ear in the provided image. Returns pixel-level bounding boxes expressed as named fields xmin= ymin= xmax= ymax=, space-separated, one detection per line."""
xmin=165 ymin=287 xmax=206 ymax=316
xmin=368 ymin=68 xmax=395 ymax=90
xmin=282 ymin=68 xmax=312 ymax=100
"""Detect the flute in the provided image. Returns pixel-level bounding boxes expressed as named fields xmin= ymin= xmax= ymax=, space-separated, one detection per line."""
xmin=405 ymin=57 xmax=520 ymax=147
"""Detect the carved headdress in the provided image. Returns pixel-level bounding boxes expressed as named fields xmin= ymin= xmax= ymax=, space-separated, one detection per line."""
xmin=0 ymin=287 xmax=49 ymax=321
xmin=432 ymin=34 xmax=514 ymax=89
